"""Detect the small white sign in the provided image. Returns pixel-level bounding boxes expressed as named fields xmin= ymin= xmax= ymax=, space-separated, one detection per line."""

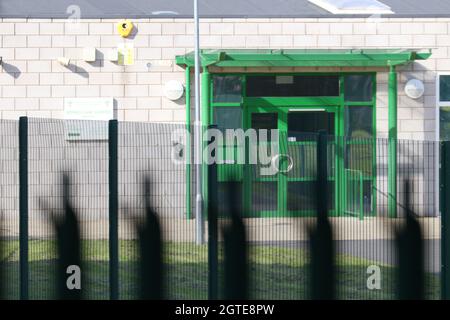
xmin=64 ymin=97 xmax=114 ymax=140
xmin=276 ymin=75 xmax=294 ymax=85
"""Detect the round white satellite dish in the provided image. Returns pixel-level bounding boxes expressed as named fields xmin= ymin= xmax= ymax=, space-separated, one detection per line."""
xmin=164 ymin=80 xmax=185 ymax=101
xmin=404 ymin=79 xmax=425 ymax=99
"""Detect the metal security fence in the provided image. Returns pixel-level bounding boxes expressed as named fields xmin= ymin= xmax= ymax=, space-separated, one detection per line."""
xmin=0 ymin=117 xmax=447 ymax=300
xmin=117 ymin=121 xmax=206 ymax=300
xmin=211 ymin=131 xmax=441 ymax=300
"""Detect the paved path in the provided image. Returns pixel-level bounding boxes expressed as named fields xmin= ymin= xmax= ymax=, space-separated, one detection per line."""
xmin=1 ymin=216 xmax=441 ymax=241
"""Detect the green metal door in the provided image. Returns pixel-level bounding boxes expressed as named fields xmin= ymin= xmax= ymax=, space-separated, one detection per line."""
xmin=244 ymin=106 xmax=337 ymax=217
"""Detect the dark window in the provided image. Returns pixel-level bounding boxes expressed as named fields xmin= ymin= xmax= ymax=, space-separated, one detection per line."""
xmin=345 ymin=106 xmax=373 ymax=138
xmin=287 ymin=111 xmax=334 ymax=139
xmin=344 ymin=75 xmax=373 ymax=102
xmin=214 ymin=107 xmax=242 ymax=133
xmin=440 ymin=107 xmax=450 ymax=140
xmin=246 ymin=75 xmax=340 ymax=97
xmin=251 ymin=113 xmax=278 ymax=141
xmin=440 ymin=76 xmax=450 ymax=102
xmin=212 ymin=75 xmax=242 ymax=103
xmin=251 ymin=113 xmax=278 ymax=130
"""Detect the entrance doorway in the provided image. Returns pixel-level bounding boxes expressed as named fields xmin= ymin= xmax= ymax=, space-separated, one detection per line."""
xmin=244 ymin=106 xmax=337 ymax=217
xmin=212 ymin=73 xmax=376 ymax=218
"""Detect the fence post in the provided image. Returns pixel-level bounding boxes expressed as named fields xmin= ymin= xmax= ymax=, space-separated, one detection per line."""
xmin=441 ymin=141 xmax=450 ymax=300
xmin=19 ymin=116 xmax=28 ymax=300
xmin=207 ymin=124 xmax=218 ymax=300
xmin=109 ymin=119 xmax=119 ymax=300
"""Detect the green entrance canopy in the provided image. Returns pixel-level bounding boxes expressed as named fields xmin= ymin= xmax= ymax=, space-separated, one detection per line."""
xmin=176 ymin=49 xmax=431 ymax=68
xmin=178 ymin=48 xmax=432 ymax=221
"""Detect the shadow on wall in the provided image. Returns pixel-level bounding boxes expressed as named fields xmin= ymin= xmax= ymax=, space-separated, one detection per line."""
xmin=2 ymin=62 xmax=21 ymax=79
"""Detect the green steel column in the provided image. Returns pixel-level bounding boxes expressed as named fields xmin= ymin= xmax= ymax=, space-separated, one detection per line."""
xmin=388 ymin=65 xmax=398 ymax=218
xmin=201 ymin=69 xmax=211 ymax=217
xmin=186 ymin=67 xmax=192 ymax=219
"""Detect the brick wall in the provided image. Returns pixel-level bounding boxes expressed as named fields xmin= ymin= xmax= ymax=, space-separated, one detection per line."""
xmin=0 ymin=17 xmax=448 ymax=140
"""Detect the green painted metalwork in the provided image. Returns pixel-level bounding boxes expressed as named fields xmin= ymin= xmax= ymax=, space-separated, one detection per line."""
xmin=209 ymin=72 xmax=380 ymax=218
xmin=344 ymin=169 xmax=364 ymax=221
xmin=243 ymin=104 xmax=338 ymax=217
xmin=195 ymin=46 xmax=431 ymax=218
xmin=185 ymin=67 xmax=192 ymax=219
xmin=176 ymin=49 xmax=432 ymax=69
xmin=388 ymin=66 xmax=398 ymax=218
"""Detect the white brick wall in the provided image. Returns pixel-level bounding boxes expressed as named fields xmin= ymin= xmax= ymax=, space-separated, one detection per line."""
xmin=0 ymin=17 xmax=447 ymax=139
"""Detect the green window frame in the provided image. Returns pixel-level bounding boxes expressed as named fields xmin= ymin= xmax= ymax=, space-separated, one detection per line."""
xmin=210 ymin=72 xmax=376 ymax=217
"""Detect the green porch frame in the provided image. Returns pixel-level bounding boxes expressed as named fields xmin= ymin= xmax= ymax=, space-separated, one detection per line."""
xmin=177 ymin=49 xmax=432 ymax=219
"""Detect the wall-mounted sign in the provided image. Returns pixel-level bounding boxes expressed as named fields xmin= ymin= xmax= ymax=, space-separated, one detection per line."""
xmin=64 ymin=97 xmax=114 ymax=140
xmin=405 ymin=79 xmax=425 ymax=99
xmin=118 ymin=42 xmax=134 ymax=65
xmin=164 ymin=80 xmax=185 ymax=101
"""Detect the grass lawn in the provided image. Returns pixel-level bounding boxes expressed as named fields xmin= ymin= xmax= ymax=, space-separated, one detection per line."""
xmin=0 ymin=240 xmax=440 ymax=300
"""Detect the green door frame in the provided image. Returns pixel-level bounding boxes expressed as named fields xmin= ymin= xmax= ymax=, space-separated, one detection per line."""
xmin=243 ymin=104 xmax=341 ymax=217
xmin=207 ymin=72 xmax=377 ymax=218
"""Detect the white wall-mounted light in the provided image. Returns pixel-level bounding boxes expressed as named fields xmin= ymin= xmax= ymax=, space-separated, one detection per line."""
xmin=405 ymin=79 xmax=425 ymax=99
xmin=164 ymin=80 xmax=185 ymax=101
xmin=57 ymin=57 xmax=71 ymax=67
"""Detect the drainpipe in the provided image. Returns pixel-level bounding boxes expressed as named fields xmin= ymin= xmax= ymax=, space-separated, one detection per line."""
xmin=388 ymin=65 xmax=398 ymax=218
xmin=186 ymin=66 xmax=191 ymax=219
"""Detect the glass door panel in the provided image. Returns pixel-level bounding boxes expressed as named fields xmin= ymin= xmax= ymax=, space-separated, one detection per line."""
xmin=285 ymin=110 xmax=336 ymax=214
xmin=249 ymin=112 xmax=279 ymax=213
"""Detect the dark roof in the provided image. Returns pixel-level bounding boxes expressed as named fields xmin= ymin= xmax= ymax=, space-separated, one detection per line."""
xmin=1 ymin=0 xmax=450 ymax=19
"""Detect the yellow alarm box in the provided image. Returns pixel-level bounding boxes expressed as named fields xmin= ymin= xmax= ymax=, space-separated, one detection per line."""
xmin=117 ymin=19 xmax=134 ymax=37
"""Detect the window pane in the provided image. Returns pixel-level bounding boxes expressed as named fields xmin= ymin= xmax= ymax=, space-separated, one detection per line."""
xmin=246 ymin=75 xmax=339 ymax=97
xmin=440 ymin=107 xmax=450 ymax=140
xmin=251 ymin=112 xmax=278 ymax=142
xmin=345 ymin=143 xmax=373 ymax=176
xmin=288 ymin=111 xmax=334 ymax=139
xmin=214 ymin=107 xmax=242 ymax=133
xmin=440 ymin=76 xmax=450 ymax=102
xmin=212 ymin=76 xmax=242 ymax=103
xmin=345 ymin=106 xmax=373 ymax=138
xmin=344 ymin=75 xmax=373 ymax=102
